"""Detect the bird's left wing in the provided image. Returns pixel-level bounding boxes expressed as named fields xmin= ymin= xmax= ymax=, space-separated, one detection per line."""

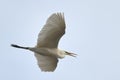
xmin=37 ymin=13 xmax=66 ymax=48
xmin=34 ymin=53 xmax=58 ymax=72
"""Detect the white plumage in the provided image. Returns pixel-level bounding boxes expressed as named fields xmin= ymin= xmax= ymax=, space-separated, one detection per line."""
xmin=11 ymin=13 xmax=77 ymax=72
xmin=35 ymin=53 xmax=58 ymax=71
xmin=37 ymin=13 xmax=65 ymax=48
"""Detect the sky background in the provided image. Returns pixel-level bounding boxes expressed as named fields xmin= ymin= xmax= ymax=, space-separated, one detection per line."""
xmin=0 ymin=0 xmax=120 ymax=80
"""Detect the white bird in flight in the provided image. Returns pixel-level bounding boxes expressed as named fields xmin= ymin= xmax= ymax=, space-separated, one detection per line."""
xmin=11 ymin=13 xmax=77 ymax=72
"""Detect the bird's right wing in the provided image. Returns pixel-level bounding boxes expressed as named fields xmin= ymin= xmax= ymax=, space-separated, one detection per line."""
xmin=37 ymin=13 xmax=66 ymax=48
xmin=34 ymin=53 xmax=58 ymax=72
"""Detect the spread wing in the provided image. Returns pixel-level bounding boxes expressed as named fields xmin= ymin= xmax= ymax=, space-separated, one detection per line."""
xmin=34 ymin=53 xmax=58 ymax=72
xmin=37 ymin=13 xmax=66 ymax=48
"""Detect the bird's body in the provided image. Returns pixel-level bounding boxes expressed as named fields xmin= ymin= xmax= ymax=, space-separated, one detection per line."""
xmin=11 ymin=13 xmax=77 ymax=72
xmin=30 ymin=47 xmax=66 ymax=59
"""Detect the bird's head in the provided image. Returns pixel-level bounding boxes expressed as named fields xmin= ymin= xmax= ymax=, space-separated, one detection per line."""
xmin=57 ymin=50 xmax=77 ymax=58
xmin=58 ymin=50 xmax=77 ymax=58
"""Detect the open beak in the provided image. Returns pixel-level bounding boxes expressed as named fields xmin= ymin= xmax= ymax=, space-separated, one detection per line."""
xmin=66 ymin=52 xmax=77 ymax=57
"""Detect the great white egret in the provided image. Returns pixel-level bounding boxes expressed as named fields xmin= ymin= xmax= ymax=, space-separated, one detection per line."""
xmin=11 ymin=13 xmax=77 ymax=72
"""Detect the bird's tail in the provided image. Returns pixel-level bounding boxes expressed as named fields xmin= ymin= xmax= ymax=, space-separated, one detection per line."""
xmin=11 ymin=44 xmax=29 ymax=50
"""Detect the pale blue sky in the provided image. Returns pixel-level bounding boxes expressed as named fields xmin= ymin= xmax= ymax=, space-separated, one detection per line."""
xmin=0 ymin=0 xmax=120 ymax=80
